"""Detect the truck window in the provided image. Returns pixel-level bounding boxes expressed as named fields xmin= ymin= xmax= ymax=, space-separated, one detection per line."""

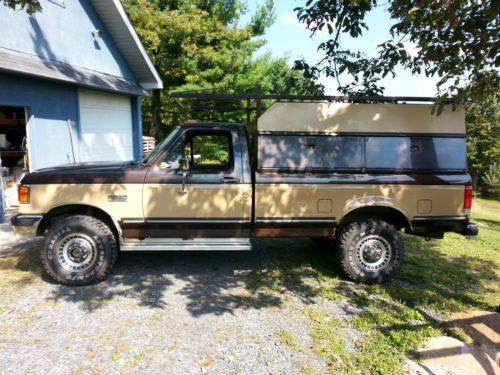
xmin=365 ymin=137 xmax=467 ymax=171
xmin=189 ymin=134 xmax=230 ymax=166
xmin=259 ymin=135 xmax=364 ymax=171
xmin=159 ymin=131 xmax=232 ymax=171
xmin=258 ymin=134 xmax=466 ymax=172
xmin=160 ymin=137 xmax=185 ymax=169
xmin=142 ymin=126 xmax=180 ymax=165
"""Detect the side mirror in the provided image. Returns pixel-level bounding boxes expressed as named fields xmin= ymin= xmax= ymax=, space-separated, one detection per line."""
xmin=178 ymin=158 xmax=189 ymax=171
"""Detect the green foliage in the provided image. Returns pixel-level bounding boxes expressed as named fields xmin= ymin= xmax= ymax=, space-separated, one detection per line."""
xmin=294 ymin=0 xmax=499 ymax=107
xmin=122 ymin=0 xmax=322 ymax=138
xmin=191 ymin=134 xmax=229 ymax=165
xmin=466 ymin=96 xmax=500 ymax=190
xmin=2 ymin=0 xmax=40 ymax=13
xmin=483 ymin=163 xmax=500 ymax=199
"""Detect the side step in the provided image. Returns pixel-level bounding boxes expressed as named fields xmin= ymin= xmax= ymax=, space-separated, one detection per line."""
xmin=120 ymin=237 xmax=252 ymax=251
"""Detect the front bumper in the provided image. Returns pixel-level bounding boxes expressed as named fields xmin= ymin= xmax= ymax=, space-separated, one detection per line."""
xmin=11 ymin=214 xmax=43 ymax=237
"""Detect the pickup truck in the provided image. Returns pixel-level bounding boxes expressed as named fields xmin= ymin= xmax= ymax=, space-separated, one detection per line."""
xmin=12 ymin=102 xmax=478 ymax=285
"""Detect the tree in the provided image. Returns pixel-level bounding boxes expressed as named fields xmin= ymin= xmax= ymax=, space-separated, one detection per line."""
xmin=122 ymin=0 xmax=321 ymax=138
xmin=293 ymin=0 xmax=499 ymax=107
xmin=466 ymin=95 xmax=500 ymax=190
xmin=294 ymin=0 xmax=498 ymax=193
xmin=2 ymin=0 xmax=41 ymax=13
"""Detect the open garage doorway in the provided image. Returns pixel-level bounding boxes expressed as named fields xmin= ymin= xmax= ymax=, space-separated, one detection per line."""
xmin=0 ymin=106 xmax=28 ymax=207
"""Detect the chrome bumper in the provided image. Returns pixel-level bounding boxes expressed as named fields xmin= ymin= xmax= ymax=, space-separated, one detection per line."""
xmin=11 ymin=214 xmax=43 ymax=237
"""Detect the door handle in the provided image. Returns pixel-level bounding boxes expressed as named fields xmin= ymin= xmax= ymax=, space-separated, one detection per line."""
xmin=221 ymin=177 xmax=240 ymax=184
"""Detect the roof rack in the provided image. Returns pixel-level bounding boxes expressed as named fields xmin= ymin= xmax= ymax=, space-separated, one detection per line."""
xmin=170 ymin=85 xmax=453 ymax=125
xmin=171 ymin=92 xmax=443 ymax=103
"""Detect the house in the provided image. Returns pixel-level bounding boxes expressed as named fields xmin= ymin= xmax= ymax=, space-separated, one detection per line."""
xmin=0 ymin=0 xmax=162 ymax=182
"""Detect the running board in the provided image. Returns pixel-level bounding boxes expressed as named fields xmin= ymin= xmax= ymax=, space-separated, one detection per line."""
xmin=120 ymin=238 xmax=252 ymax=251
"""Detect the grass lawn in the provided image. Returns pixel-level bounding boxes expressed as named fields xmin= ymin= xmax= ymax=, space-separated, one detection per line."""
xmin=250 ymin=198 xmax=499 ymax=374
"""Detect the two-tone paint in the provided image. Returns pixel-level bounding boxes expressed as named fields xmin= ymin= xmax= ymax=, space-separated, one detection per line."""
xmin=13 ymin=116 xmax=477 ymax=242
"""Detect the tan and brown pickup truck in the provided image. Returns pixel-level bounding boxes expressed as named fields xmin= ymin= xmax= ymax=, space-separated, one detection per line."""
xmin=12 ymin=102 xmax=478 ymax=285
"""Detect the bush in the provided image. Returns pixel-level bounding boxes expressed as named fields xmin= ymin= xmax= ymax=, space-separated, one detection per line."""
xmin=483 ymin=163 xmax=500 ymax=199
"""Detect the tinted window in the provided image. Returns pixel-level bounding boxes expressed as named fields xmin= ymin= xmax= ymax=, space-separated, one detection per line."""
xmin=258 ymin=134 xmax=466 ymax=172
xmin=365 ymin=137 xmax=466 ymax=171
xmin=259 ymin=135 xmax=364 ymax=170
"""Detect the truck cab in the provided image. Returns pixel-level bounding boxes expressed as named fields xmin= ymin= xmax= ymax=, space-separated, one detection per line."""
xmin=12 ymin=102 xmax=478 ymax=285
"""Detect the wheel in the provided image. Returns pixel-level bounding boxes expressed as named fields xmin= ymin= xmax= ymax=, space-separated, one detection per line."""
xmin=41 ymin=215 xmax=117 ymax=286
xmin=337 ymin=219 xmax=404 ymax=284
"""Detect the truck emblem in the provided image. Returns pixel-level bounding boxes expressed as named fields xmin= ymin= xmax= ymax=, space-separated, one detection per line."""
xmin=108 ymin=194 xmax=127 ymax=202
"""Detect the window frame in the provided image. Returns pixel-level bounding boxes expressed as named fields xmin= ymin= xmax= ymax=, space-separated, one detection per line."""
xmin=158 ymin=129 xmax=235 ymax=174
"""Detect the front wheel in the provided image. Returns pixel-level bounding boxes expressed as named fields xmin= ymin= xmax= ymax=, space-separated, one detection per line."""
xmin=337 ymin=219 xmax=404 ymax=284
xmin=41 ymin=215 xmax=117 ymax=286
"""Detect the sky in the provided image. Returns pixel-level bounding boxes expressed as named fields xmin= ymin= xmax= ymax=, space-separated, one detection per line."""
xmin=242 ymin=0 xmax=439 ymax=96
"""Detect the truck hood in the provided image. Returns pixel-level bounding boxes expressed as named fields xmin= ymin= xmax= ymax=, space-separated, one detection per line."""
xmin=21 ymin=161 xmax=148 ymax=185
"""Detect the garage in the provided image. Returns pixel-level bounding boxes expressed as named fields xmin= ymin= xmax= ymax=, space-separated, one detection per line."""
xmin=79 ymin=89 xmax=134 ymax=163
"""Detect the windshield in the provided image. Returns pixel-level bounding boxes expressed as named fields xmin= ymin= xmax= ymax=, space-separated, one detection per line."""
xmin=141 ymin=126 xmax=180 ymax=164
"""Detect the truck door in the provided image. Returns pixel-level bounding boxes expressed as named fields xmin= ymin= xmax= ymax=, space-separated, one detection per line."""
xmin=141 ymin=126 xmax=252 ymax=238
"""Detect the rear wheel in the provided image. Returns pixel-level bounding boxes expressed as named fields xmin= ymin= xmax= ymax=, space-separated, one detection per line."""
xmin=41 ymin=215 xmax=117 ymax=286
xmin=337 ymin=219 xmax=404 ymax=284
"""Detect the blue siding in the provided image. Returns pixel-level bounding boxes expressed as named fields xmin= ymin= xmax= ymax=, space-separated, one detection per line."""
xmin=0 ymin=0 xmax=134 ymax=80
xmin=131 ymin=96 xmax=142 ymax=160
xmin=0 ymin=73 xmax=143 ymax=170
xmin=0 ymin=73 xmax=79 ymax=170
xmin=0 ymin=1 xmax=145 ymax=170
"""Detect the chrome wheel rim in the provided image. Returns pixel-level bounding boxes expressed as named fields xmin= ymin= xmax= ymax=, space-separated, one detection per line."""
xmin=57 ymin=233 xmax=97 ymax=273
xmin=355 ymin=235 xmax=392 ymax=272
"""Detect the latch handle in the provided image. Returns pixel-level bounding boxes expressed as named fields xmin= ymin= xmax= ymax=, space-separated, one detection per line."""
xmin=221 ymin=177 xmax=240 ymax=184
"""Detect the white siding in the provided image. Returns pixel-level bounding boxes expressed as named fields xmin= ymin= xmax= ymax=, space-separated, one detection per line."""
xmin=79 ymin=89 xmax=133 ymax=162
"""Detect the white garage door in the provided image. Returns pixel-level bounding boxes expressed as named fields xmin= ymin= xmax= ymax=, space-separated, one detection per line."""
xmin=79 ymin=89 xmax=134 ymax=162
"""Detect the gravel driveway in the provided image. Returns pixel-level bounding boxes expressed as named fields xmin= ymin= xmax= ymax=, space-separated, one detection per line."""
xmin=3 ymin=215 xmax=496 ymax=375
xmin=0 ymin=224 xmax=345 ymax=375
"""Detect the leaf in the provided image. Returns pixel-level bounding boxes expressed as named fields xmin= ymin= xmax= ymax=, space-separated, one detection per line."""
xmin=290 ymin=0 xmax=498 ymax=106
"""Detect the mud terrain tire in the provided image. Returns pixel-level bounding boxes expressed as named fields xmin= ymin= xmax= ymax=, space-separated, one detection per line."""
xmin=337 ymin=219 xmax=404 ymax=284
xmin=41 ymin=215 xmax=117 ymax=286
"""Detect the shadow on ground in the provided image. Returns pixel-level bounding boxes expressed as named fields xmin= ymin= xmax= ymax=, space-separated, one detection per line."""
xmin=1 ymin=238 xmax=338 ymax=314
xmin=0 ymin=237 xmax=497 ymax=320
